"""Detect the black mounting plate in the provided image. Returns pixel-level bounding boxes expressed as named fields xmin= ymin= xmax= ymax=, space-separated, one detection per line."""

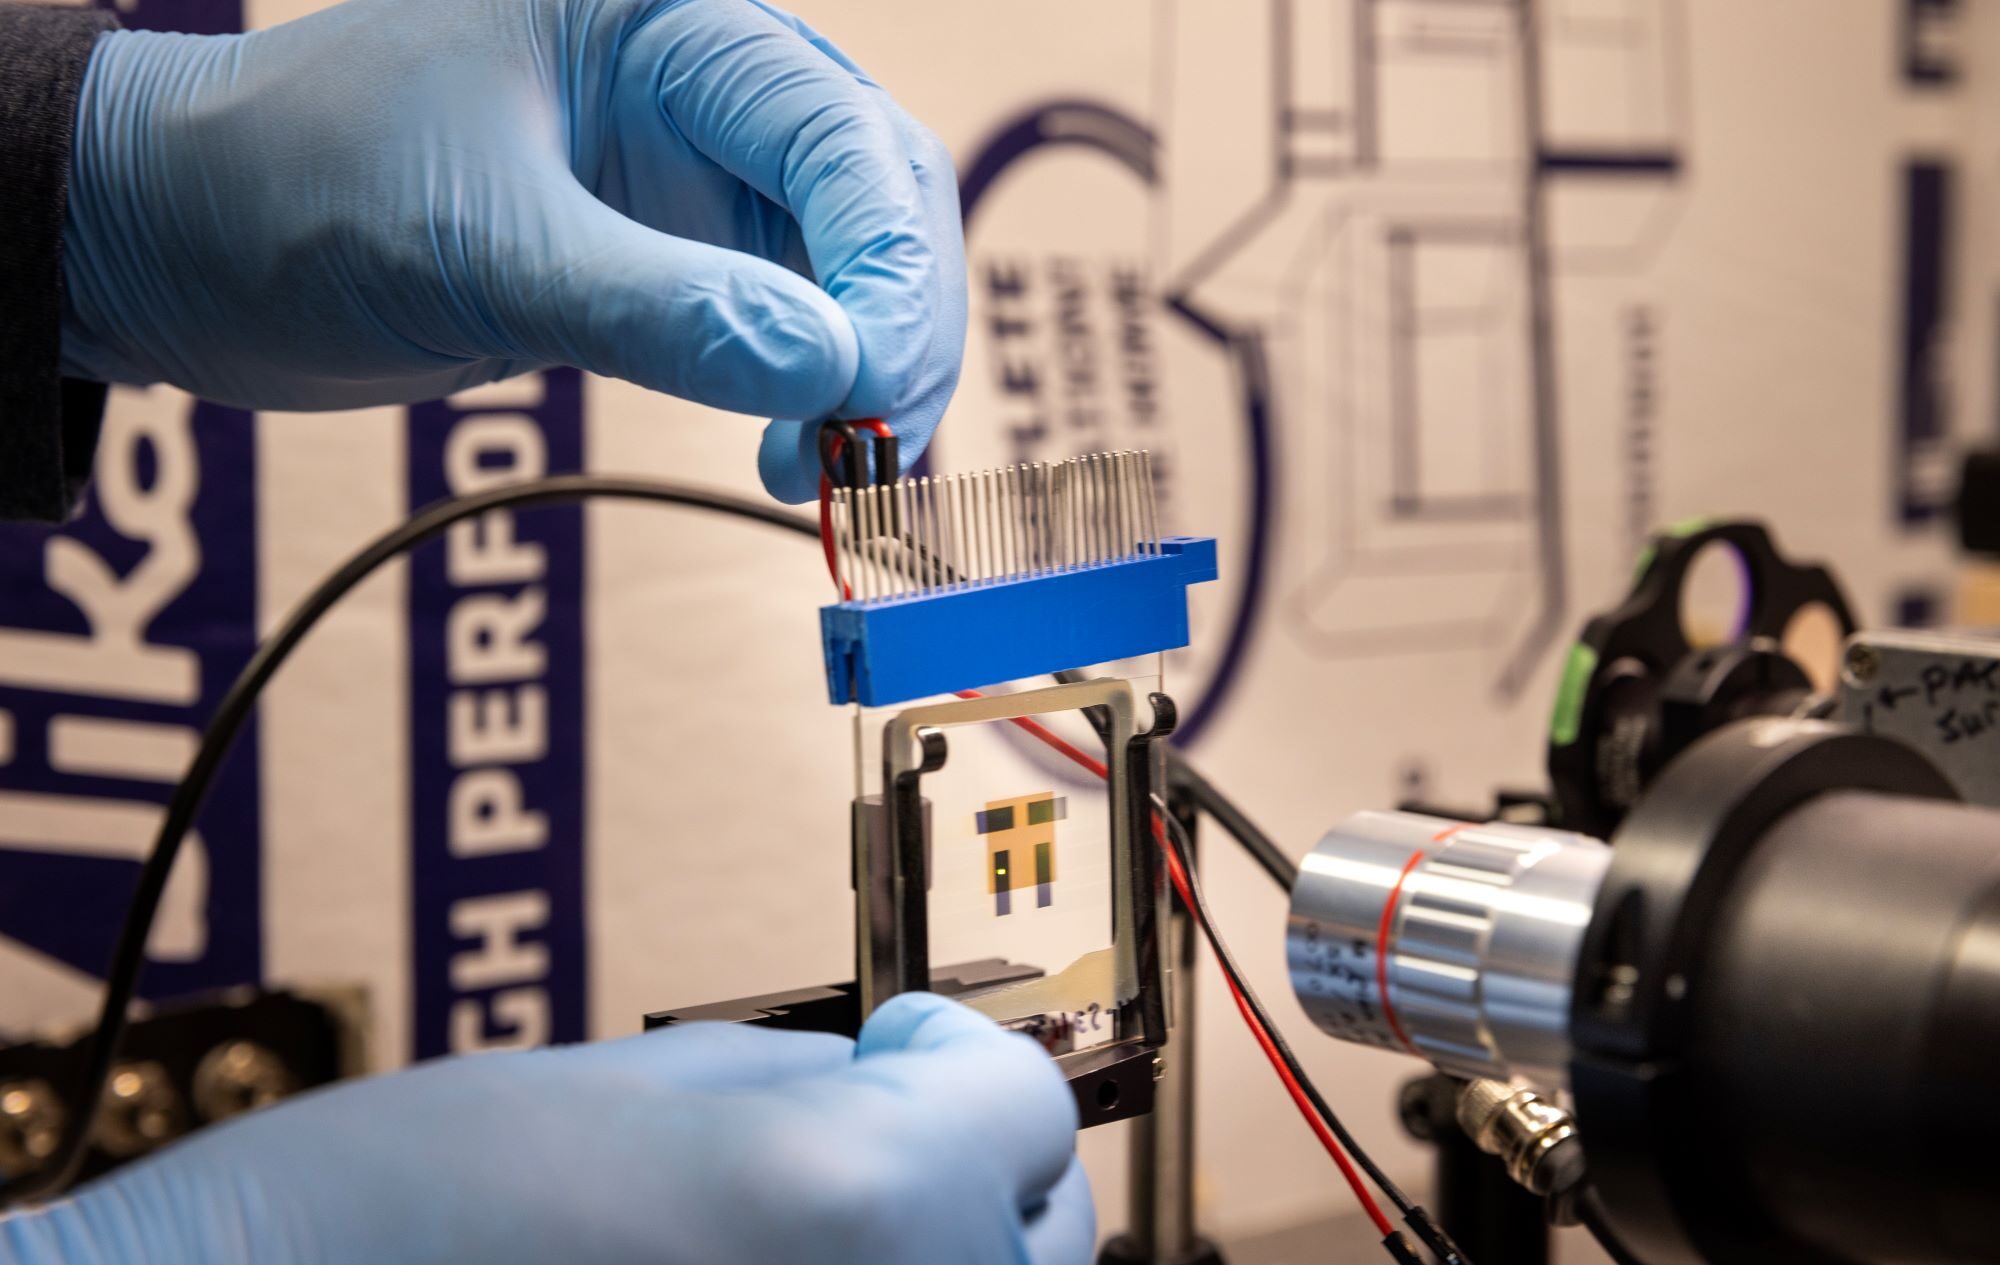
xmin=646 ymin=958 xmax=1157 ymax=1128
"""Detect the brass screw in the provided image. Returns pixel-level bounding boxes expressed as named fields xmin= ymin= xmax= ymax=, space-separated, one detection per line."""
xmin=94 ymin=1062 xmax=183 ymax=1158
xmin=1843 ymin=641 xmax=1880 ymax=687
xmin=0 ymin=1080 xmax=64 ymax=1175
xmin=193 ymin=1041 xmax=295 ymax=1123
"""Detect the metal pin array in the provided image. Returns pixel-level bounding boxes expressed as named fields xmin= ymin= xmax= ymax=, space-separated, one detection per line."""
xmin=830 ymin=450 xmax=1163 ymax=602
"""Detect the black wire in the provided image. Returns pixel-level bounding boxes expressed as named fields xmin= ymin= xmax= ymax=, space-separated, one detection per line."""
xmin=1051 ymin=681 xmax=1439 ymax=1248
xmin=3 ymin=465 xmax=1324 ymax=1210
xmin=1576 ymin=1187 xmax=1649 ymax=1265
xmin=1149 ymin=797 xmax=1472 ymax=1265
xmin=1049 ymin=669 xmax=1298 ymax=891
xmin=1148 ymin=798 xmax=1403 ymax=1204
xmin=1164 ymin=749 xmax=1298 ymax=890
xmin=968 ymin=555 xmax=1452 ymax=1257
xmin=909 ymin=560 xmax=1419 ymax=1240
xmin=0 ymin=476 xmax=820 ymax=1208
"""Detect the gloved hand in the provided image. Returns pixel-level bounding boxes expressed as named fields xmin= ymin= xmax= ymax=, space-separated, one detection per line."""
xmin=60 ymin=0 xmax=964 ymax=501
xmin=0 ymin=994 xmax=1091 ymax=1265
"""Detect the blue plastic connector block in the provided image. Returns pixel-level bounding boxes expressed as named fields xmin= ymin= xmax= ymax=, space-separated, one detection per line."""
xmin=820 ymin=537 xmax=1219 ymax=707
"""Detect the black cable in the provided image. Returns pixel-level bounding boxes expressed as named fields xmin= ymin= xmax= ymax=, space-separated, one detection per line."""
xmin=1165 ymin=750 xmax=1298 ymax=890
xmin=1 ymin=476 xmax=819 ymax=1208
xmin=823 ymin=518 xmax=1347 ymax=1222
xmin=1149 ymin=796 xmax=1471 ymax=1265
xmin=1049 ymin=669 xmax=1298 ymax=891
xmin=1050 ymin=670 xmax=1433 ymax=1244
xmin=1576 ymin=1187 xmax=1649 ymax=1265
xmin=5 ymin=464 xmax=1316 ymax=1211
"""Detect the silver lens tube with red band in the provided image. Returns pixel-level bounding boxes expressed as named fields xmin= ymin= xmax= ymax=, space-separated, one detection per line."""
xmin=1286 ymin=811 xmax=1611 ymax=1089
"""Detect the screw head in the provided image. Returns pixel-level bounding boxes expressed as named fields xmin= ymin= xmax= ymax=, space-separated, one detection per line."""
xmin=193 ymin=1041 xmax=296 ymax=1123
xmin=1843 ymin=641 xmax=1880 ymax=687
xmin=94 ymin=1061 xmax=182 ymax=1158
xmin=0 ymin=1080 xmax=65 ymax=1175
xmin=1397 ymin=1076 xmax=1442 ymax=1142
xmin=1599 ymin=962 xmax=1641 ymax=1012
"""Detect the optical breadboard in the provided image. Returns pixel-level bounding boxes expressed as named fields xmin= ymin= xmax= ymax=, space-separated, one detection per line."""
xmin=819 ymin=452 xmax=1217 ymax=706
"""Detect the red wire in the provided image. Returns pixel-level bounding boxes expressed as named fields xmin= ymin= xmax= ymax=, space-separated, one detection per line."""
xmin=815 ymin=456 xmax=1395 ymax=1233
xmin=944 ymin=692 xmax=1397 ymax=1234
xmin=1156 ymin=832 xmax=1396 ymax=1235
xmin=954 ymin=695 xmax=1109 ymax=777
xmin=819 ymin=420 xmax=894 ymax=603
xmin=818 ymin=471 xmax=848 ymax=599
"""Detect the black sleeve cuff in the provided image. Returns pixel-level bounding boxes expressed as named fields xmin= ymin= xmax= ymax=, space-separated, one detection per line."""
xmin=0 ymin=4 xmax=120 ymax=523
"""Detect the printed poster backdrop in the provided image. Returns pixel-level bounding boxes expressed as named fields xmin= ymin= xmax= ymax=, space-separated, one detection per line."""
xmin=2 ymin=0 xmax=1996 ymax=1241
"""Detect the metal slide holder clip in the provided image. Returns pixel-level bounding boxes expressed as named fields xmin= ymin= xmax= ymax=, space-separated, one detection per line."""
xmin=871 ymin=680 xmax=1177 ymax=1128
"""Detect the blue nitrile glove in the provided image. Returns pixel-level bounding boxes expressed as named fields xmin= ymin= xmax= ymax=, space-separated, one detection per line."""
xmin=0 ymin=994 xmax=1091 ymax=1265
xmin=59 ymin=0 xmax=965 ymax=502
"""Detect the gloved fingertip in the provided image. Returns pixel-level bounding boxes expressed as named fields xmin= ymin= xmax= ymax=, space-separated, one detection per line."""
xmin=854 ymin=994 xmax=1081 ymax=1195
xmin=854 ymin=992 xmax=1003 ymax=1059
xmin=758 ymin=403 xmax=931 ymax=504
xmin=757 ymin=418 xmax=822 ymax=504
xmin=1022 ymin=1158 xmax=1098 ymax=1265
